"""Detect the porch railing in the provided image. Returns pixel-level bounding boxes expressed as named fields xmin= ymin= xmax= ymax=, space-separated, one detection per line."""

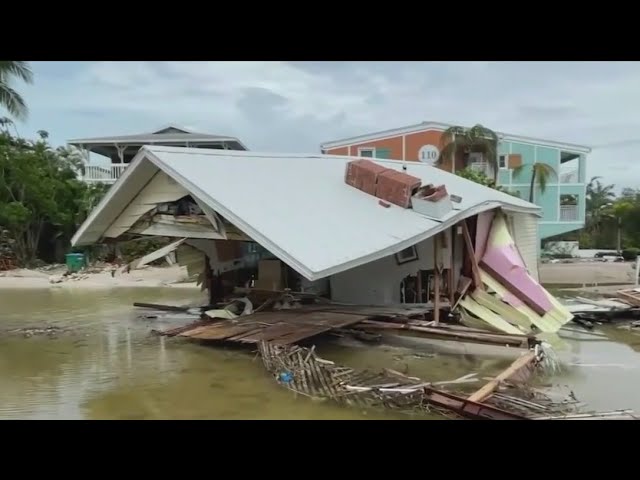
xmin=559 ymin=169 xmax=579 ymax=183
xmin=469 ymin=161 xmax=491 ymax=177
xmin=81 ymin=164 xmax=128 ymax=184
xmin=560 ymin=204 xmax=579 ymax=221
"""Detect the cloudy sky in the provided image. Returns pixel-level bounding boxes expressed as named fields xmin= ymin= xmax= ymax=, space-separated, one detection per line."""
xmin=13 ymin=61 xmax=640 ymax=191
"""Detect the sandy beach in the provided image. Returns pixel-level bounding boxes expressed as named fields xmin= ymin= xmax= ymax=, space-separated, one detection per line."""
xmin=0 ymin=264 xmax=200 ymax=290
xmin=539 ymin=261 xmax=638 ymax=286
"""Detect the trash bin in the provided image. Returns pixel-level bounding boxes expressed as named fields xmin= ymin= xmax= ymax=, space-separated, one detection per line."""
xmin=65 ymin=253 xmax=86 ymax=273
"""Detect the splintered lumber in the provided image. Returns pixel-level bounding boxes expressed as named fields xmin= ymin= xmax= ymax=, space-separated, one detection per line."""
xmin=616 ymin=290 xmax=640 ymax=308
xmin=467 ymin=351 xmax=537 ymax=403
xmin=422 ymin=387 xmax=528 ymax=420
xmin=356 ymin=319 xmax=530 ymax=347
xmin=461 ymin=220 xmax=483 ymax=291
xmin=258 ymin=341 xmax=528 ymax=419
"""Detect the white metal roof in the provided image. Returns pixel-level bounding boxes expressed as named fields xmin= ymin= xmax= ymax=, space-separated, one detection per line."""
xmin=71 ymin=147 xmax=541 ymax=281
xmin=320 ymin=121 xmax=592 ymax=154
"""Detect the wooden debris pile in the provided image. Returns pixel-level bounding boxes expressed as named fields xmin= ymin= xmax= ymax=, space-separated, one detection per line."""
xmin=566 ymin=295 xmax=640 ymax=327
xmin=258 ymin=340 xmax=637 ymax=420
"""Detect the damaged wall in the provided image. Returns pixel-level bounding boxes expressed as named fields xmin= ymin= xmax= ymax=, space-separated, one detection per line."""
xmin=103 ymin=171 xmax=190 ymax=238
xmin=185 ymin=239 xmax=259 ymax=274
xmin=329 ymin=232 xmax=452 ymax=304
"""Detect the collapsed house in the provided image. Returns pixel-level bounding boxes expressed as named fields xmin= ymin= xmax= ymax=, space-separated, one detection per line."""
xmin=71 ymin=146 xmax=572 ymax=353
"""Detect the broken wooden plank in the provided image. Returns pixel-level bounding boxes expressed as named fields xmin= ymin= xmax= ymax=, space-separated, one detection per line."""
xmin=423 ymin=387 xmax=528 ymax=420
xmin=467 ymin=351 xmax=538 ymax=403
xmin=461 ymin=220 xmax=483 ymax=290
xmin=357 ymin=319 xmax=530 ymax=347
xmin=134 ymin=302 xmax=190 ymax=312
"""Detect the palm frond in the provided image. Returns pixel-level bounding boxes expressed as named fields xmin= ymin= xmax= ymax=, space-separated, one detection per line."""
xmin=0 ymin=61 xmax=34 ymax=84
xmin=532 ymin=163 xmax=556 ymax=194
xmin=0 ymin=83 xmax=28 ymax=120
xmin=512 ymin=164 xmax=526 ymax=179
xmin=436 ymin=141 xmax=458 ymax=165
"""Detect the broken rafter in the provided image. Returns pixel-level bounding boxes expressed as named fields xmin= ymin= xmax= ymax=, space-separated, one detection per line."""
xmin=460 ymin=220 xmax=483 ymax=291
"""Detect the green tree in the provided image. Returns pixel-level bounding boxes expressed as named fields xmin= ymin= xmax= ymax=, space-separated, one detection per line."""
xmin=513 ymin=162 xmax=557 ymax=202
xmin=455 ymin=167 xmax=506 ymax=192
xmin=585 ymin=176 xmax=616 ymax=235
xmin=0 ymin=61 xmax=33 ymax=121
xmin=0 ymin=130 xmax=104 ymax=265
xmin=437 ymin=124 xmax=500 ymax=181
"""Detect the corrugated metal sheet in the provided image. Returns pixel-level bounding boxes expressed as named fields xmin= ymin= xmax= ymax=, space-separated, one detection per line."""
xmin=72 ymin=147 xmax=541 ymax=281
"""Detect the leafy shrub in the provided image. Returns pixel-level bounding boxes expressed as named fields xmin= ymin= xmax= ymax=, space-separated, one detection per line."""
xmin=621 ymin=248 xmax=640 ymax=261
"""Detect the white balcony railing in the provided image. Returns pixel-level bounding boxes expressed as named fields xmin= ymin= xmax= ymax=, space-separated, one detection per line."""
xmin=469 ymin=161 xmax=492 ymax=177
xmin=560 ymin=169 xmax=579 ymax=183
xmin=81 ymin=164 xmax=128 ymax=184
xmin=560 ymin=204 xmax=579 ymax=221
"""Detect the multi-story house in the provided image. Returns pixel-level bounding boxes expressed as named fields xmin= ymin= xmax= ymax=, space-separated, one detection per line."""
xmin=70 ymin=124 xmax=248 ymax=184
xmin=320 ymin=121 xmax=591 ymax=243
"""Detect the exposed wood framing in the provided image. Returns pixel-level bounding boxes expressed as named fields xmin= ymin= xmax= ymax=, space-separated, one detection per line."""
xmin=461 ymin=220 xmax=483 ymax=290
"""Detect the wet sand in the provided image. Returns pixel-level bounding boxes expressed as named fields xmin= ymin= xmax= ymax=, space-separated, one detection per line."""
xmin=0 ymin=265 xmax=199 ymax=290
xmin=540 ymin=261 xmax=637 ymax=286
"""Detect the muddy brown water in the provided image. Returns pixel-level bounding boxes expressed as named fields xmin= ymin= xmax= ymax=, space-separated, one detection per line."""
xmin=2 ymin=287 xmax=640 ymax=419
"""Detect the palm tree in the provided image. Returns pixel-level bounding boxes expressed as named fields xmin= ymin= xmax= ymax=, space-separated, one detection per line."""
xmin=585 ymin=176 xmax=616 ymax=234
xmin=0 ymin=61 xmax=34 ymax=121
xmin=513 ymin=162 xmax=557 ymax=203
xmin=436 ymin=124 xmax=500 ymax=181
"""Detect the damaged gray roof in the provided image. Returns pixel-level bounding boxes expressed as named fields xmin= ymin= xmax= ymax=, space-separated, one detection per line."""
xmin=71 ymin=147 xmax=541 ymax=281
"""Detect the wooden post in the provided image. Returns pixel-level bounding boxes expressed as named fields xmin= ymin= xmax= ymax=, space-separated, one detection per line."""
xmin=460 ymin=220 xmax=483 ymax=290
xmin=204 ymin=255 xmax=215 ymax=305
xmin=448 ymin=228 xmax=455 ymax=305
xmin=434 ymin=234 xmax=440 ymax=325
xmin=416 ymin=271 xmax=422 ymax=304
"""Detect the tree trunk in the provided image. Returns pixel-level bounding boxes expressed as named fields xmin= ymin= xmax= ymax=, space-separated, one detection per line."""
xmin=529 ymin=167 xmax=536 ymax=203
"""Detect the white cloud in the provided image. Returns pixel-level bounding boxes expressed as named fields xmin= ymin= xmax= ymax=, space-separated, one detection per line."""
xmin=12 ymin=61 xmax=640 ymax=191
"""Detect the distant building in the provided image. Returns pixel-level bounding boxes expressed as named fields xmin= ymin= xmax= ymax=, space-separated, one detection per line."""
xmin=320 ymin=121 xmax=591 ymax=242
xmin=69 ymin=124 xmax=248 ymax=184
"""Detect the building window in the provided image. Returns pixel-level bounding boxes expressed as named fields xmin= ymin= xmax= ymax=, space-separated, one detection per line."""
xmin=358 ymin=147 xmax=375 ymax=158
xmin=498 ymin=155 xmax=507 ymax=169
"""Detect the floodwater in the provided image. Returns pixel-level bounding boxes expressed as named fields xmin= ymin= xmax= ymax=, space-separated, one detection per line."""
xmin=1 ymin=287 xmax=640 ymax=419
